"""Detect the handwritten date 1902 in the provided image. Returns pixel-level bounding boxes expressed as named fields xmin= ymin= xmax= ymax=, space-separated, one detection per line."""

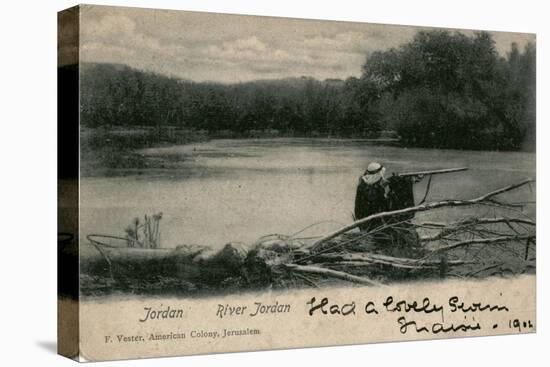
xmin=508 ymin=319 xmax=534 ymax=332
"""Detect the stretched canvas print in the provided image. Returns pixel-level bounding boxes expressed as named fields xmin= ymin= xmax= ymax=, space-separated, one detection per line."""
xmin=58 ymin=4 xmax=537 ymax=362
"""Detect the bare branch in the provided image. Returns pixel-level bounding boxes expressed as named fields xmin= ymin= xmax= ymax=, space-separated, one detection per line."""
xmin=284 ymin=264 xmax=383 ymax=286
xmin=429 ymin=235 xmax=534 ymax=255
xmin=310 ymin=179 xmax=535 ymax=251
xmin=419 ymin=217 xmax=535 ymax=230
xmin=314 ymin=253 xmax=473 ymax=271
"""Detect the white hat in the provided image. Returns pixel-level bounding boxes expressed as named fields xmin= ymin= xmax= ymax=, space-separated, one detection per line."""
xmin=361 ymin=162 xmax=386 ymax=185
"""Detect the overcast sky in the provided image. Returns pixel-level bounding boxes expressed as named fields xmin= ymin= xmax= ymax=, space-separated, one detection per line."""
xmin=79 ymin=5 xmax=535 ymax=83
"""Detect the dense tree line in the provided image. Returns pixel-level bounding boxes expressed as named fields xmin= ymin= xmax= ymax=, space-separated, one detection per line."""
xmin=80 ymin=64 xmax=381 ymax=138
xmin=79 ymin=30 xmax=535 ymax=151
xmin=363 ymin=31 xmax=535 ymax=151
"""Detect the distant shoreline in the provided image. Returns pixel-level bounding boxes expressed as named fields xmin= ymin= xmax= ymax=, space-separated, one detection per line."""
xmin=80 ymin=126 xmax=535 ymax=178
xmin=80 ymin=127 xmax=400 ymax=177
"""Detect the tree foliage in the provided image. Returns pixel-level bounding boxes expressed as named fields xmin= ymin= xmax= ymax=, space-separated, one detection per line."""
xmin=79 ymin=64 xmax=381 ymax=138
xmin=362 ymin=31 xmax=535 ymax=151
xmin=78 ymin=30 xmax=535 ymax=151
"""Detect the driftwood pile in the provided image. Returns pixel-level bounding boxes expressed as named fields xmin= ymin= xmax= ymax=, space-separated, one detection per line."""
xmin=86 ymin=179 xmax=535 ymax=293
xmin=250 ymin=179 xmax=535 ymax=288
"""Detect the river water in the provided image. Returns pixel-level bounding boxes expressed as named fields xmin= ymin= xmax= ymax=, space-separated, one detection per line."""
xmin=80 ymin=138 xmax=535 ymax=255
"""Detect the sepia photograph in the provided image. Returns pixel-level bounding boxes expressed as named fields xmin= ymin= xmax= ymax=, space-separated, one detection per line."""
xmin=3 ymin=0 xmax=550 ymax=365
xmin=58 ymin=5 xmax=537 ymax=299
xmin=54 ymin=3 xmax=539 ymax=362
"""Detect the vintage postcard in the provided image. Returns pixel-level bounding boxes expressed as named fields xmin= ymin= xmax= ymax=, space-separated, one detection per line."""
xmin=58 ymin=4 xmax=536 ymax=362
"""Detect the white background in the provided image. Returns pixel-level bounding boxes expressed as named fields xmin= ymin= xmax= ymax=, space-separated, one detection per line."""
xmin=0 ymin=0 xmax=547 ymax=365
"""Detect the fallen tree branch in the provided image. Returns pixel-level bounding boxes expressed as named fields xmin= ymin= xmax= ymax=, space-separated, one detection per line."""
xmin=310 ymin=179 xmax=534 ymax=251
xmin=418 ymin=217 xmax=536 ymax=230
xmin=314 ymin=252 xmax=472 ymax=267
xmin=466 ymin=263 xmax=505 ymax=277
xmin=329 ymin=260 xmax=431 ymax=269
xmin=420 ymin=217 xmax=535 ymax=242
xmin=486 ymin=198 xmax=524 ymax=208
xmin=428 ymin=235 xmax=534 ymax=256
xmin=284 ymin=264 xmax=383 ymax=286
xmin=292 ymin=272 xmax=320 ymax=288
xmin=296 ymin=219 xmax=411 ymax=263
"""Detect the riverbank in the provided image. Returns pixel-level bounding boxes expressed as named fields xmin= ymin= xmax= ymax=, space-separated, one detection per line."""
xmin=80 ymin=127 xmax=210 ymax=177
xmin=78 ymin=218 xmax=535 ymax=298
xmin=80 ymin=127 xmax=400 ymax=177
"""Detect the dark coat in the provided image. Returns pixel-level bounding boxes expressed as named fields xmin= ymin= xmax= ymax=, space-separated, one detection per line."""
xmin=386 ymin=176 xmax=416 ymax=221
xmin=354 ymin=174 xmax=421 ymax=251
xmin=354 ymin=175 xmax=418 ymax=234
xmin=354 ymin=177 xmax=388 ymax=232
